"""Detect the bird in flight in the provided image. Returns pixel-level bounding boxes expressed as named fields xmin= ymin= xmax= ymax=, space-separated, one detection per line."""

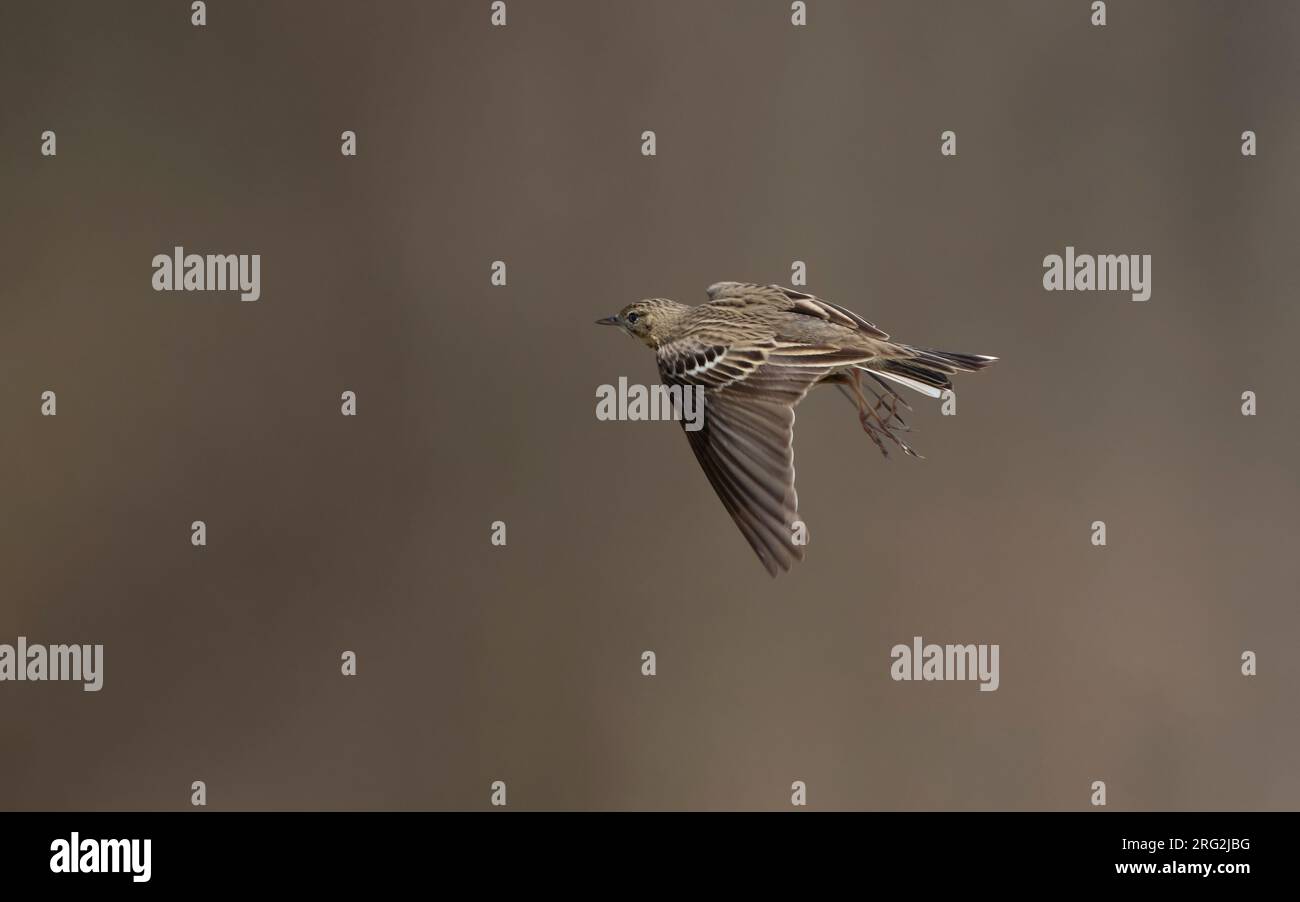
xmin=597 ymin=281 xmax=997 ymax=576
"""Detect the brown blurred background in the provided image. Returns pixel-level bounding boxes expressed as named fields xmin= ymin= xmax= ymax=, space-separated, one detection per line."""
xmin=1 ymin=1 xmax=1297 ymax=810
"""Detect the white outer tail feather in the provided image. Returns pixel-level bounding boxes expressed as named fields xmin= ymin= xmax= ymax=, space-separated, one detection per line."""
xmin=860 ymin=365 xmax=944 ymax=399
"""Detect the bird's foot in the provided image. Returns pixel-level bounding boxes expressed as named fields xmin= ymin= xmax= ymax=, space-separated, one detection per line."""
xmin=858 ymin=384 xmax=921 ymax=459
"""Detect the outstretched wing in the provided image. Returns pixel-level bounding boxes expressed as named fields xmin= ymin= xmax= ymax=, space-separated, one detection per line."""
xmin=705 ymin=281 xmax=891 ymax=340
xmin=657 ymin=333 xmax=860 ymax=576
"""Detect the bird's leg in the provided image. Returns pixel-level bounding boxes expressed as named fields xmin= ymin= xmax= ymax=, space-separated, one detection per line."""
xmin=832 ymin=381 xmax=887 ymax=456
xmin=862 ymin=372 xmax=912 ymax=433
xmin=850 ymin=370 xmax=923 ymax=459
xmin=833 ymin=370 xmax=890 ymax=457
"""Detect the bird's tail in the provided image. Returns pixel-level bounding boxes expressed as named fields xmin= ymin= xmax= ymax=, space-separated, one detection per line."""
xmin=864 ymin=346 xmax=998 ymax=398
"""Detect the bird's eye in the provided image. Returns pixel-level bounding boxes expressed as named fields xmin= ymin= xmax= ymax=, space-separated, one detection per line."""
xmin=626 ymin=312 xmax=640 ymax=324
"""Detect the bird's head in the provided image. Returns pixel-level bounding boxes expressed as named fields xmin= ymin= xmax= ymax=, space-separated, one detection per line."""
xmin=596 ymin=298 xmax=685 ymax=349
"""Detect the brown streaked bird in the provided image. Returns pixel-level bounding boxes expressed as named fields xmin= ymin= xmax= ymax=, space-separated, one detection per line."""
xmin=597 ymin=281 xmax=997 ymax=576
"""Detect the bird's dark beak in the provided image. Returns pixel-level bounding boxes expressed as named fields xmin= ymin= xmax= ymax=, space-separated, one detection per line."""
xmin=595 ymin=315 xmax=620 ymax=326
